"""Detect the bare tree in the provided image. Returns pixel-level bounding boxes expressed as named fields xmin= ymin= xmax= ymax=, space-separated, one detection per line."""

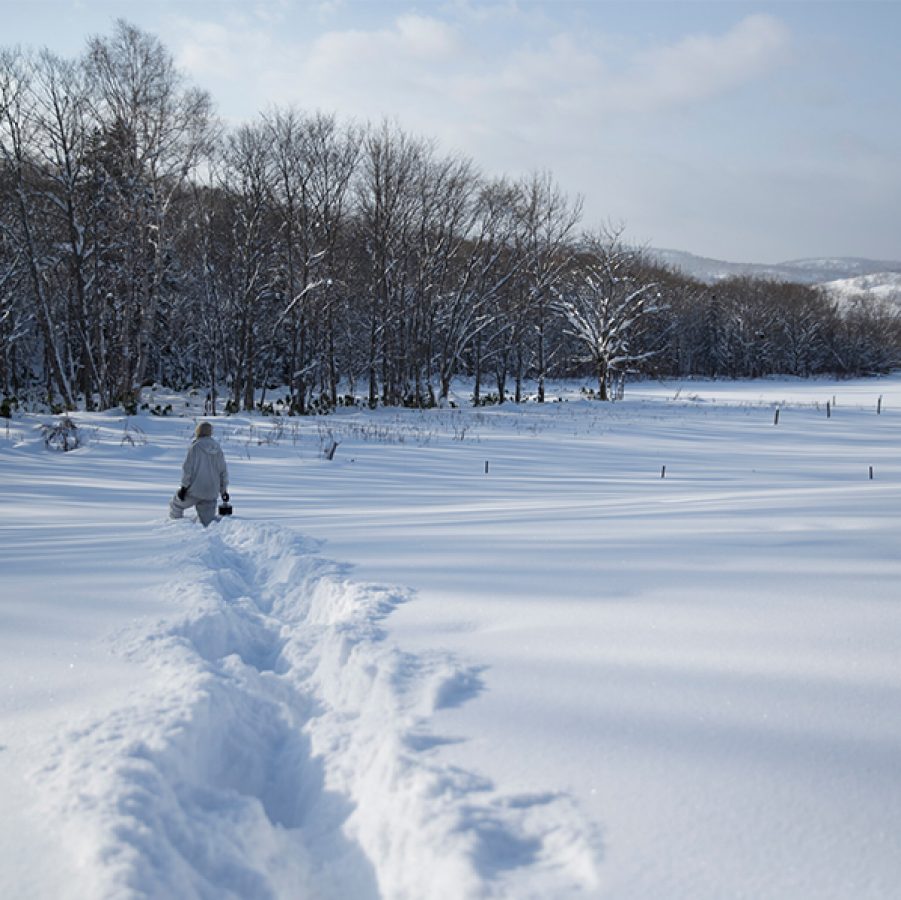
xmin=215 ymin=122 xmax=279 ymax=411
xmin=515 ymin=171 xmax=582 ymax=402
xmin=303 ymin=115 xmax=362 ymax=405
xmin=558 ymin=227 xmax=664 ymax=400
xmin=355 ymin=120 xmax=425 ymax=406
xmin=263 ymin=109 xmax=360 ymax=411
xmin=404 ymin=149 xmax=479 ymax=405
xmin=85 ymin=20 xmax=214 ymax=402
xmin=0 ymin=48 xmax=76 ymax=407
xmin=435 ymin=176 xmax=520 ymax=404
xmin=29 ymin=50 xmax=103 ymax=405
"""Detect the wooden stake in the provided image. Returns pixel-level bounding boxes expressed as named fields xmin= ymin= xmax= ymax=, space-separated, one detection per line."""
xmin=485 ymin=460 xmax=489 ymax=474
xmin=869 ymin=466 xmax=874 ymax=480
xmin=826 ymin=401 xmax=831 ymax=418
xmin=774 ymin=408 xmax=780 ymax=425
xmin=877 ymin=396 xmax=883 ymax=415
xmin=661 ymin=465 xmax=666 ymax=479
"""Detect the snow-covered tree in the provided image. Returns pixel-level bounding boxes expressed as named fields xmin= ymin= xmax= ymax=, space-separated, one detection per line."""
xmin=557 ymin=228 xmax=664 ymax=400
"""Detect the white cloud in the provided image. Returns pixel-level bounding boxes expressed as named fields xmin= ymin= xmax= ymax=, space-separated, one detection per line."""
xmin=395 ymin=14 xmax=459 ymax=59
xmin=304 ymin=13 xmax=460 ymax=79
xmin=262 ymin=14 xmax=463 ymax=123
xmin=169 ymin=14 xmax=277 ymax=82
xmin=173 ymin=21 xmax=239 ymax=79
xmin=624 ymin=14 xmax=792 ymax=110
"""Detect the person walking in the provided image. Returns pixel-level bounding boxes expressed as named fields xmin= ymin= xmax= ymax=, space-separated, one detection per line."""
xmin=169 ymin=421 xmax=229 ymax=527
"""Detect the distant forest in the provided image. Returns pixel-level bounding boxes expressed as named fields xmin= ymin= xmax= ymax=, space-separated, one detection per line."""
xmin=2 ymin=21 xmax=899 ymax=414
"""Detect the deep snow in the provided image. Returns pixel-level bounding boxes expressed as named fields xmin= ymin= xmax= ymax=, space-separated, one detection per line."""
xmin=2 ymin=377 xmax=901 ymax=899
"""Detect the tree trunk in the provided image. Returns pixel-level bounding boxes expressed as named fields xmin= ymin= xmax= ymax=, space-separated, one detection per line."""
xmin=473 ymin=333 xmax=482 ymax=406
xmin=597 ymin=359 xmax=608 ymax=401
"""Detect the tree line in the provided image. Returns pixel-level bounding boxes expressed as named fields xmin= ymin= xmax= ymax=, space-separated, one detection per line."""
xmin=2 ymin=22 xmax=899 ymax=414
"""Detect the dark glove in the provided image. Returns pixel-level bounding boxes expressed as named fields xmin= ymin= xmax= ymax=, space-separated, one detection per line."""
xmin=177 ymin=485 xmax=188 ymax=501
xmin=221 ymin=492 xmax=230 ymax=502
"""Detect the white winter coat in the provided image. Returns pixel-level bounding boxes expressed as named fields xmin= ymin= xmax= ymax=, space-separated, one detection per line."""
xmin=180 ymin=436 xmax=229 ymax=500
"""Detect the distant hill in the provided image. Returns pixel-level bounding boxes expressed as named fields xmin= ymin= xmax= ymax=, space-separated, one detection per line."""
xmin=649 ymin=249 xmax=901 ymax=287
xmin=819 ymin=272 xmax=901 ymax=312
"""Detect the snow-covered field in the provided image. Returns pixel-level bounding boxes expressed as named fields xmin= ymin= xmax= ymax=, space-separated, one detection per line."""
xmin=2 ymin=376 xmax=901 ymax=899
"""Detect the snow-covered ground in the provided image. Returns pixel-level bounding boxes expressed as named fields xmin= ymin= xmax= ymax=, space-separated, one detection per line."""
xmin=2 ymin=376 xmax=901 ymax=899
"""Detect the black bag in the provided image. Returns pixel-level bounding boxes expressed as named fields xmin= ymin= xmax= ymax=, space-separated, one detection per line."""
xmin=218 ymin=500 xmax=233 ymax=516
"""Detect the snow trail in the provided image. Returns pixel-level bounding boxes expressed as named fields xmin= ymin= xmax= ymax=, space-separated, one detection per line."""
xmin=35 ymin=517 xmax=598 ymax=899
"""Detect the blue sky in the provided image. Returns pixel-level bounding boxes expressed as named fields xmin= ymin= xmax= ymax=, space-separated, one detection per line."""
xmin=3 ymin=0 xmax=899 ymax=263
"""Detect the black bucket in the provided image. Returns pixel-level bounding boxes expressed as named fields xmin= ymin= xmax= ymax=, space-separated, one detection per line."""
xmin=218 ymin=501 xmax=233 ymax=516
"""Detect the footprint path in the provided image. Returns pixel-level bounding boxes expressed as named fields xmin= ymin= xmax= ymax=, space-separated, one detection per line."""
xmin=36 ymin=519 xmax=598 ymax=899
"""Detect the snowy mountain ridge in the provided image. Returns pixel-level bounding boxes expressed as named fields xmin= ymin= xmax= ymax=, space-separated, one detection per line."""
xmin=650 ymin=248 xmax=901 ymax=287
